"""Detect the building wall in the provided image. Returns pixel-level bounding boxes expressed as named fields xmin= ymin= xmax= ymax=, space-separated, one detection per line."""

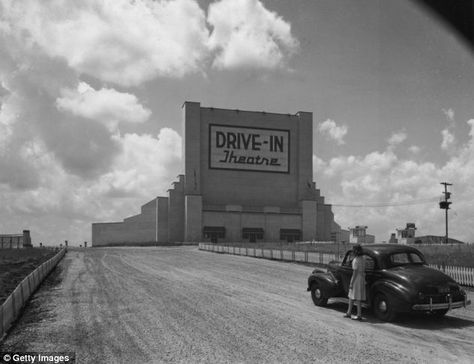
xmin=156 ymin=197 xmax=169 ymax=243
xmin=0 ymin=231 xmax=31 ymax=248
xmin=193 ymin=105 xmax=312 ymax=208
xmin=168 ymin=176 xmax=185 ymax=243
xmin=92 ymin=198 xmax=159 ymax=246
xmin=202 ymin=210 xmax=301 ymax=242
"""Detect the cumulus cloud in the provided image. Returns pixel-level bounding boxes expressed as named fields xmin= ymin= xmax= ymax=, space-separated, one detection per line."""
xmin=408 ymin=145 xmax=421 ymax=154
xmin=442 ymin=107 xmax=455 ymax=123
xmin=318 ymin=119 xmax=348 ymax=145
xmin=315 ymin=118 xmax=474 ymax=243
xmin=441 ymin=128 xmax=455 ymax=151
xmin=440 ymin=107 xmax=456 ymax=153
xmin=207 ymin=0 xmax=298 ymax=69
xmin=102 ymin=129 xmax=182 ymax=198
xmin=1 ymin=0 xmax=298 ymax=85
xmin=1 ymin=0 xmax=210 ymax=86
xmin=387 ymin=130 xmax=407 ymax=146
xmin=56 ymin=82 xmax=151 ymax=131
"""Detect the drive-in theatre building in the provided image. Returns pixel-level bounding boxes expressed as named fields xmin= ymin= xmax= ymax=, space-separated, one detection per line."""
xmin=92 ymin=102 xmax=337 ymax=246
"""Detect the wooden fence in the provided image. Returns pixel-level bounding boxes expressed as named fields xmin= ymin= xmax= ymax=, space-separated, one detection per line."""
xmin=428 ymin=264 xmax=474 ymax=287
xmin=199 ymin=243 xmax=474 ymax=287
xmin=0 ymin=247 xmax=67 ymax=340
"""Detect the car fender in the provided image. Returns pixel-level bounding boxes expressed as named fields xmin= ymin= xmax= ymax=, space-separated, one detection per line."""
xmin=308 ymin=272 xmax=341 ymax=297
xmin=370 ymin=280 xmax=413 ymax=312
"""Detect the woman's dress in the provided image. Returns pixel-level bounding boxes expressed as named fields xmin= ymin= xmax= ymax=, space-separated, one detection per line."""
xmin=348 ymin=256 xmax=366 ymax=301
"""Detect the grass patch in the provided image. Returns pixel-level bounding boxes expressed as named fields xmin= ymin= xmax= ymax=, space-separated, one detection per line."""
xmin=0 ymin=248 xmax=57 ymax=305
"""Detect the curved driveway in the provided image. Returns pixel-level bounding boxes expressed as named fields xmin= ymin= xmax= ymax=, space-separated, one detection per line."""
xmin=1 ymin=247 xmax=474 ymax=363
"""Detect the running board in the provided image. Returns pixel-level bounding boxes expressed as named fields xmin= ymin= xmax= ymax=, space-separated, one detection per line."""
xmin=329 ymin=297 xmax=369 ymax=309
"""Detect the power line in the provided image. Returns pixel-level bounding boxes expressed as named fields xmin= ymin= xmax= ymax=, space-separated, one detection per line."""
xmin=331 ymin=197 xmax=439 ymax=208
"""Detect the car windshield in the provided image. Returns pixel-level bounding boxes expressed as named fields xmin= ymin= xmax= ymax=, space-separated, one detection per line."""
xmin=387 ymin=252 xmax=425 ymax=267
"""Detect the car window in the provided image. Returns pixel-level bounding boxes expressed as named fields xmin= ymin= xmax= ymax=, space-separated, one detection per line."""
xmin=364 ymin=255 xmax=375 ymax=271
xmin=390 ymin=253 xmax=410 ymax=265
xmin=342 ymin=251 xmax=355 ymax=267
xmin=388 ymin=252 xmax=425 ymax=267
xmin=409 ymin=253 xmax=424 ymax=263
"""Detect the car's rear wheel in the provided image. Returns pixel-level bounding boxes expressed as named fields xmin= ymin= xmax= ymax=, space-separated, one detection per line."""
xmin=373 ymin=292 xmax=397 ymax=322
xmin=311 ymin=282 xmax=328 ymax=307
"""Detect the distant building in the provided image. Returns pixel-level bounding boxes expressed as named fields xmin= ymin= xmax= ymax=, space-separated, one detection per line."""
xmin=349 ymin=226 xmax=375 ymax=244
xmin=331 ymin=221 xmax=349 ymax=244
xmin=396 ymin=223 xmax=417 ymax=244
xmin=412 ymin=235 xmax=464 ymax=245
xmin=0 ymin=230 xmax=32 ymax=248
xmin=388 ymin=233 xmax=397 ymax=244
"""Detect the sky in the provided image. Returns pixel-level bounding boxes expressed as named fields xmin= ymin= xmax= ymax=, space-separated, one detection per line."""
xmin=0 ymin=0 xmax=473 ymax=246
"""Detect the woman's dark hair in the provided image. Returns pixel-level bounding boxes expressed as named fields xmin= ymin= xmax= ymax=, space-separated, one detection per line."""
xmin=353 ymin=244 xmax=363 ymax=256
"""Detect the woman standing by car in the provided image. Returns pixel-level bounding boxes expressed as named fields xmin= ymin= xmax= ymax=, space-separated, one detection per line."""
xmin=344 ymin=244 xmax=366 ymax=320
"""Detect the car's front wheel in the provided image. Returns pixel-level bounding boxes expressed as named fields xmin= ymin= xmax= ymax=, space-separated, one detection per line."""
xmin=373 ymin=292 xmax=397 ymax=322
xmin=311 ymin=282 xmax=328 ymax=307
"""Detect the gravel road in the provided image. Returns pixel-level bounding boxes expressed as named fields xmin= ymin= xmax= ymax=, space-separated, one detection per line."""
xmin=1 ymin=247 xmax=473 ymax=364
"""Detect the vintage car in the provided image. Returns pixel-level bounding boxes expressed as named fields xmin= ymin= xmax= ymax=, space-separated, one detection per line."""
xmin=307 ymin=244 xmax=471 ymax=321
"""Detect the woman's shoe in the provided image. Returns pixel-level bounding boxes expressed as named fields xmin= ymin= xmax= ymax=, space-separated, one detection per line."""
xmin=343 ymin=313 xmax=351 ymax=318
xmin=351 ymin=316 xmax=363 ymax=321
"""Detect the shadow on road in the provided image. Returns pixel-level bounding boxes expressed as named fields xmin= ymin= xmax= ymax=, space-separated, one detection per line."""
xmin=321 ymin=299 xmax=474 ymax=329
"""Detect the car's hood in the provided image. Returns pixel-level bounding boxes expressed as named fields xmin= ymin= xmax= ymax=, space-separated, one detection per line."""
xmin=384 ymin=265 xmax=456 ymax=288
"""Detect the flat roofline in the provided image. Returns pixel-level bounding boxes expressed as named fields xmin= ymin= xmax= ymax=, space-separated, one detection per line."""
xmin=183 ymin=101 xmax=311 ymax=117
xmin=92 ymin=222 xmax=123 ymax=225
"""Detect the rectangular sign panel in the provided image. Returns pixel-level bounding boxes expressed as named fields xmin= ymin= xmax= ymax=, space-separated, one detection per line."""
xmin=209 ymin=124 xmax=289 ymax=173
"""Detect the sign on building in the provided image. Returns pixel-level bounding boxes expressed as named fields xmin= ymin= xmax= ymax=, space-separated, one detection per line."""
xmin=209 ymin=124 xmax=289 ymax=173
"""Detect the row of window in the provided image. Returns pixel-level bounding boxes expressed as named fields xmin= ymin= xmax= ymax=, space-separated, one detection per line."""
xmin=202 ymin=227 xmax=301 ymax=243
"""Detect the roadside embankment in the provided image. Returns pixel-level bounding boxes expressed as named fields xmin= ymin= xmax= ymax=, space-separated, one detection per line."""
xmin=0 ymin=247 xmax=67 ymax=341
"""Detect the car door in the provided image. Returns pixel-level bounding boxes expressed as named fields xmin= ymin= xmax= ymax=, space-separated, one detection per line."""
xmin=363 ymin=255 xmax=377 ymax=303
xmin=340 ymin=252 xmax=376 ymax=298
xmin=339 ymin=251 xmax=355 ymax=293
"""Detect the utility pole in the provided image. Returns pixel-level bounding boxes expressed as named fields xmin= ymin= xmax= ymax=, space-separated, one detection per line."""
xmin=439 ymin=182 xmax=452 ymax=244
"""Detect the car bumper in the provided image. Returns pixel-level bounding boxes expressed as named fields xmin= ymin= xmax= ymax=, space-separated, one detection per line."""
xmin=412 ymin=296 xmax=471 ymax=311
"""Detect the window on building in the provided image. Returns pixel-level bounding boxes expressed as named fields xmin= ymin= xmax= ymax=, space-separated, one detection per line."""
xmin=280 ymin=229 xmax=301 ymax=243
xmin=203 ymin=226 xmax=225 ymax=243
xmin=242 ymin=228 xmax=264 ymax=243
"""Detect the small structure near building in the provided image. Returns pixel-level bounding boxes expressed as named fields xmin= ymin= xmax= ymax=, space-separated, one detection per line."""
xmin=348 ymin=226 xmax=375 ymax=244
xmin=396 ymin=223 xmax=417 ymax=245
xmin=0 ymin=230 xmax=32 ymax=248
